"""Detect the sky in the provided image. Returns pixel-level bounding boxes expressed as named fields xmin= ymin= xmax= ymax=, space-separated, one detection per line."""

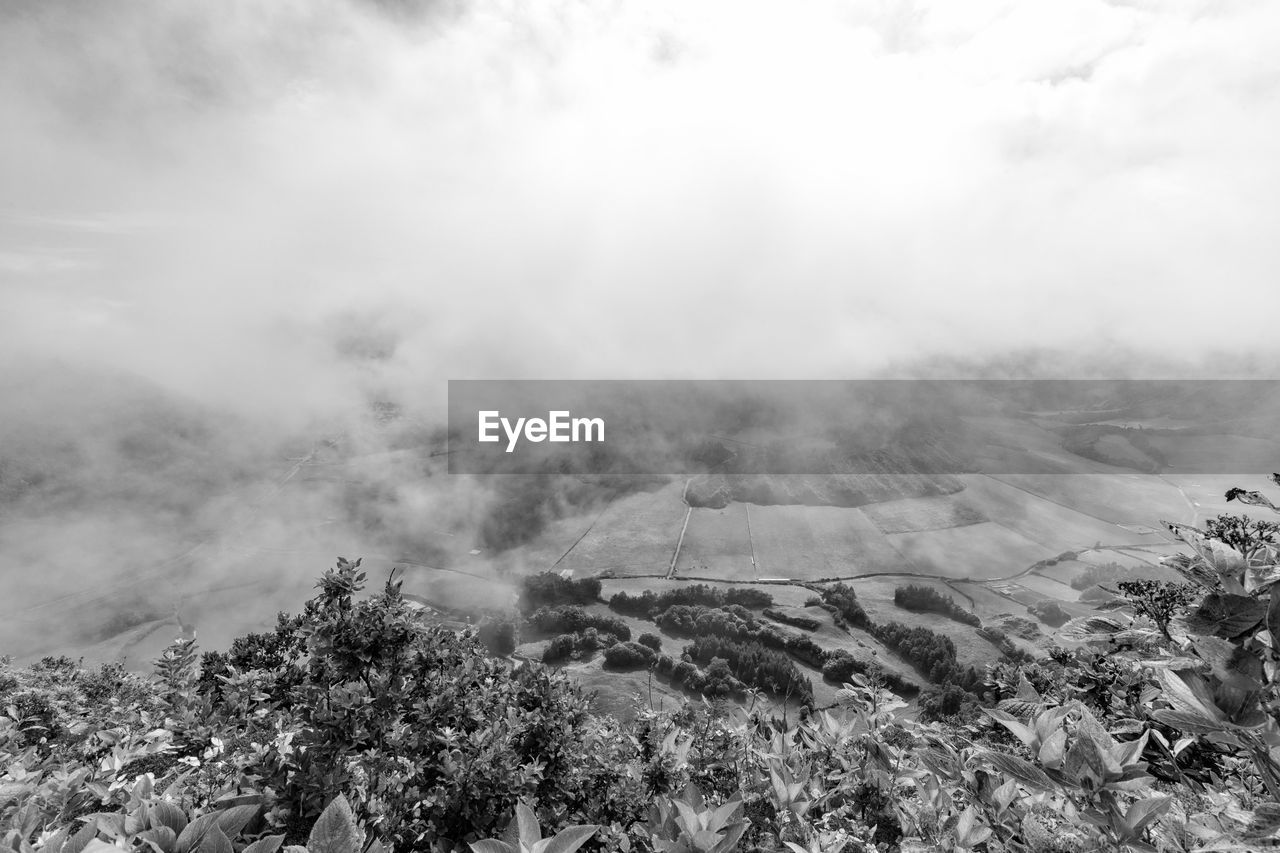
xmin=2 ymin=0 xmax=1279 ymax=429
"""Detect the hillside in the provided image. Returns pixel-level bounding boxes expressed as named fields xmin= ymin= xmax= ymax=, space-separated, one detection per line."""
xmin=6 ymin=496 xmax=1280 ymax=853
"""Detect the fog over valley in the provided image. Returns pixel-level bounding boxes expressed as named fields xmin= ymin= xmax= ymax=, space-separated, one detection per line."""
xmin=2 ymin=0 xmax=1280 ymax=681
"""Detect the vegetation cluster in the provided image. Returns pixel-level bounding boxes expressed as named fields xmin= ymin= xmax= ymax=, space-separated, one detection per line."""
xmin=9 ymin=482 xmax=1280 ymax=852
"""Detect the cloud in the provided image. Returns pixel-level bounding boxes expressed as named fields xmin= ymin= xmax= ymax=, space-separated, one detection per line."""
xmin=1 ymin=0 xmax=1277 ymax=419
xmin=2 ymin=0 xmax=1278 ymax=657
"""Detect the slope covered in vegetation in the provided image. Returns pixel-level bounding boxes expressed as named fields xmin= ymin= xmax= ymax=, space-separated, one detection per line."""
xmin=8 ymin=478 xmax=1280 ymax=852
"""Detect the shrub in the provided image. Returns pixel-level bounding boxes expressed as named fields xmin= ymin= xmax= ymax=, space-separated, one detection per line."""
xmin=529 ymin=606 xmax=631 ymax=641
xmin=638 ymin=632 xmax=663 ymax=651
xmin=603 ymin=642 xmax=657 ymax=669
xmin=519 ymin=573 xmax=603 ymax=612
xmin=892 ymin=584 xmax=980 ymax=627
xmin=762 ymin=608 xmax=820 ymax=631
xmin=479 ymin=618 xmax=520 ymax=656
xmin=820 ymin=583 xmax=870 ymax=629
xmin=608 ymin=584 xmax=771 ymax=617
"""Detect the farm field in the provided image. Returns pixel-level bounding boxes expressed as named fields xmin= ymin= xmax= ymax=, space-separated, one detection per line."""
xmin=957 ymin=475 xmax=1152 ymax=552
xmin=554 ymin=484 xmax=688 ymax=576
xmin=745 ymin=504 xmax=908 ymax=579
xmin=500 ymin=482 xmax=687 ymax=577
xmin=885 ymin=522 xmax=1048 ymax=580
xmin=1018 ymin=572 xmax=1081 ymax=601
xmin=1143 ymin=433 xmax=1280 ymax=474
xmin=674 ymin=504 xmax=754 ymax=578
xmin=986 ymin=474 xmax=1202 ymax=529
xmin=859 ymin=494 xmax=987 ymax=534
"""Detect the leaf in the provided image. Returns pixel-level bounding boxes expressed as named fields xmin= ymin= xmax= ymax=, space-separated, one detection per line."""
xmin=706 ymin=798 xmax=742 ymax=834
xmin=198 ymin=826 xmax=234 ymax=853
xmin=982 ymin=751 xmax=1055 ymax=791
xmin=1059 ymin=616 xmax=1132 ymax=644
xmin=1063 ymin=735 xmax=1110 ymax=789
xmin=243 ymin=836 xmax=287 ymax=853
xmin=983 ymin=709 xmax=1036 ymax=749
xmin=214 ymin=806 xmax=260 ymax=844
xmin=1156 ymin=669 xmax=1223 ymax=722
xmin=1164 ymin=522 xmax=1247 ymax=580
xmin=1038 ymin=729 xmax=1067 ymax=770
xmin=150 ymin=802 xmax=190 ymax=836
xmin=137 ymin=827 xmax=178 ymax=853
xmin=1125 ymin=797 xmax=1172 ymax=833
xmin=63 ymin=821 xmax=101 ymax=853
xmin=1150 ymin=709 xmax=1227 ymax=734
xmin=1160 ymin=554 xmax=1220 ymax=590
xmin=308 ymin=795 xmax=364 ymax=853
xmin=709 ymin=822 xmax=747 ymax=853
xmin=1268 ymin=592 xmax=1280 ymax=655
xmin=80 ymin=842 xmax=119 ymax=853
xmin=176 ymin=813 xmax=221 ymax=853
xmin=471 ymin=842 xmax=516 ymax=853
xmin=35 ymin=827 xmax=70 ymax=853
xmin=1186 ymin=594 xmax=1265 ymax=640
xmin=1247 ymin=802 xmax=1280 ymax=837
xmin=1110 ymin=731 xmax=1150 ymax=768
xmin=990 ymin=779 xmax=1018 ymax=814
xmin=956 ymin=806 xmax=992 ymax=847
xmin=514 ymin=802 xmax=542 ymax=850
xmin=1246 ymin=565 xmax=1280 ymax=594
xmin=538 ymin=826 xmax=599 ymax=853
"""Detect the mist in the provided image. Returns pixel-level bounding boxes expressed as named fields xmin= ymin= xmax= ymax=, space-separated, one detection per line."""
xmin=3 ymin=0 xmax=1280 ymax=659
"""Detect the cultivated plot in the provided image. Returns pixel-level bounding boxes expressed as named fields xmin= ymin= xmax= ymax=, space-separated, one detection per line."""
xmin=885 ymin=521 xmax=1048 ymax=580
xmin=554 ymin=483 xmax=688 ymax=576
xmin=859 ymin=494 xmax=987 ymax=534
xmin=674 ymin=504 xmax=755 ymax=579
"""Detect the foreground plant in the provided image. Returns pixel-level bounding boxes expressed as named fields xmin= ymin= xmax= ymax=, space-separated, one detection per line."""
xmin=468 ymin=802 xmax=597 ymax=853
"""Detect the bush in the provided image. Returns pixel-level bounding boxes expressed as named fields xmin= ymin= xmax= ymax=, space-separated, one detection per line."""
xmin=684 ymin=636 xmax=813 ymax=705
xmin=519 ymin=573 xmax=603 ymax=612
xmin=529 ymin=605 xmax=631 ymax=641
xmin=638 ymin=632 xmax=663 ymax=651
xmin=609 ymin=584 xmax=771 ymax=617
xmin=820 ymin=583 xmax=870 ymax=629
xmin=542 ymin=633 xmax=578 ymax=663
xmin=763 ymin=608 xmax=820 ymax=631
xmin=479 ymin=618 xmax=520 ymax=656
xmin=603 ymin=641 xmax=657 ymax=669
xmin=892 ymin=584 xmax=980 ymax=627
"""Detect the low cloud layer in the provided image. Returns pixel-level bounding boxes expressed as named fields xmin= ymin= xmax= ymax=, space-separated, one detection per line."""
xmin=3 ymin=0 xmax=1279 ymax=421
xmin=2 ymin=0 xmax=1279 ymax=657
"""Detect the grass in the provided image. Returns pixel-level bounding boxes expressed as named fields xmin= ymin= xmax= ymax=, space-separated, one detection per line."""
xmin=885 ymin=522 xmax=1048 ymax=580
xmin=673 ymin=504 xmax=755 ymax=579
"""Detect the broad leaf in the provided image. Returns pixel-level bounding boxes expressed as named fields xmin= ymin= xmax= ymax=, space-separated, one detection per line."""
xmin=1150 ymin=709 xmax=1228 ymax=734
xmin=538 ymin=827 xmax=599 ymax=853
xmin=243 ymin=835 xmax=287 ymax=853
xmin=471 ymin=842 xmax=516 ymax=853
xmin=1185 ymin=594 xmax=1265 ymax=639
xmin=983 ymin=709 xmax=1036 ymax=749
xmin=308 ymin=795 xmax=364 ymax=853
xmin=983 ymin=751 xmax=1055 ymax=791
xmin=1156 ymin=669 xmax=1223 ymax=721
xmin=1124 ymin=797 xmax=1172 ymax=833
xmin=198 ymin=826 xmax=234 ymax=853
xmin=149 ymin=802 xmax=189 ymax=836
